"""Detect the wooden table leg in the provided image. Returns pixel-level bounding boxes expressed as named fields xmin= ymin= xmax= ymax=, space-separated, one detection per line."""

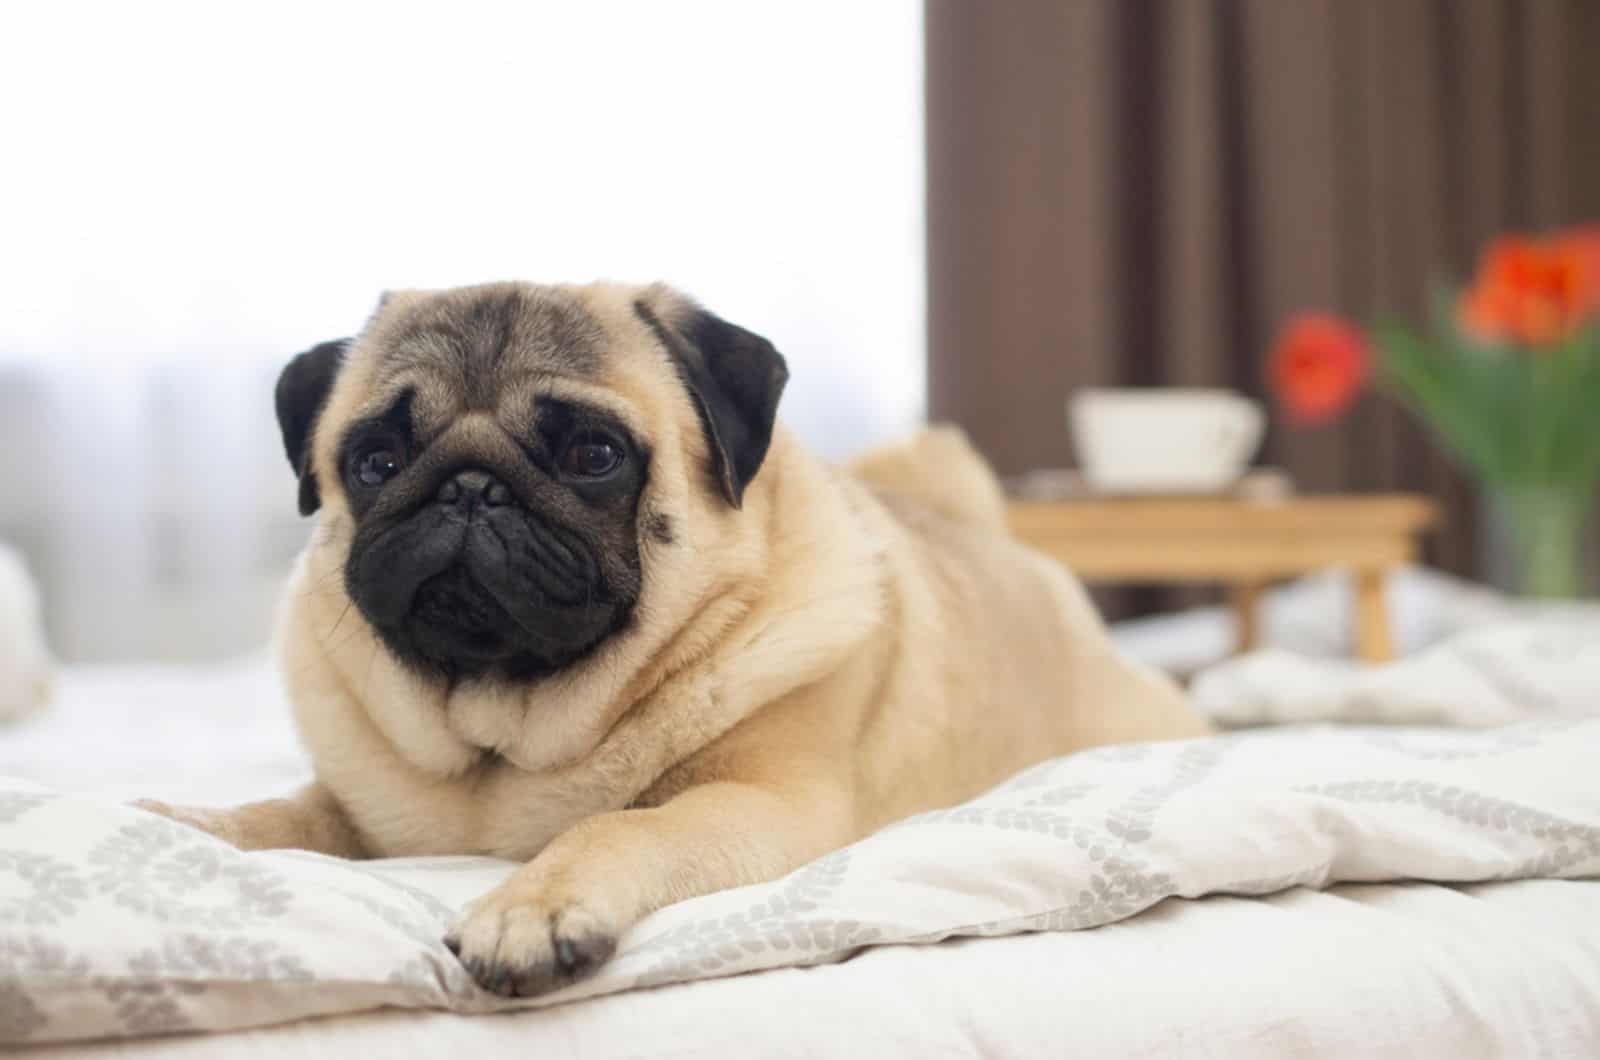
xmin=1230 ymin=581 xmax=1265 ymax=655
xmin=1355 ymin=568 xmax=1394 ymax=663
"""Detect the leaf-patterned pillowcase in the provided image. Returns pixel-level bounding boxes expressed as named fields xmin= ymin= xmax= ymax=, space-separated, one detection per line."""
xmin=4 ymin=720 xmax=1600 ymax=1046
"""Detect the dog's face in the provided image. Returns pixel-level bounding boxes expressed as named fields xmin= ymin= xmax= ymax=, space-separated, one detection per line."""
xmin=274 ymin=283 xmax=787 ymax=681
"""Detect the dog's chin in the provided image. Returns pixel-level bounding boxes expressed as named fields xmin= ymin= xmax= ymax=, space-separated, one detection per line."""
xmin=365 ymin=565 xmax=622 ymax=682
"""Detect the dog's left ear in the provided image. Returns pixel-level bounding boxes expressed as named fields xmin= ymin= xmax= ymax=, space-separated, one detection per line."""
xmin=275 ymin=339 xmax=348 ymax=516
xmin=635 ymin=297 xmax=789 ymax=508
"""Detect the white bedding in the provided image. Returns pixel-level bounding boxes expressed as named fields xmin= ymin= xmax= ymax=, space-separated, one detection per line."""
xmin=39 ymin=880 xmax=1600 ymax=1060
xmin=4 ymin=594 xmax=1600 ymax=1056
xmin=0 ymin=656 xmax=309 ymax=806
xmin=5 ymin=716 xmax=1597 ymax=1046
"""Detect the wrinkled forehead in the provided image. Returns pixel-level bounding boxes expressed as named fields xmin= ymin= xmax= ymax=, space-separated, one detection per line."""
xmin=356 ymin=283 xmax=645 ymax=435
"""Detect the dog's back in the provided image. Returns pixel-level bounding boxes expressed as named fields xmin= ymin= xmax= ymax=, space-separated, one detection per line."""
xmin=845 ymin=425 xmax=1008 ymax=531
xmin=838 ymin=427 xmax=1208 ymax=829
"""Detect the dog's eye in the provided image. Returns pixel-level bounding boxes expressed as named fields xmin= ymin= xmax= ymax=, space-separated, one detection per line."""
xmin=560 ymin=438 xmax=623 ymax=479
xmin=355 ymin=447 xmax=403 ymax=488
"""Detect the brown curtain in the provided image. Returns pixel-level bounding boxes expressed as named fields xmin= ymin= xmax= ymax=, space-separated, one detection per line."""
xmin=927 ymin=0 xmax=1600 ymax=610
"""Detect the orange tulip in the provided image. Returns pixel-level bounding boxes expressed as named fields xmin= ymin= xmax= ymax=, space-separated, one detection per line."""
xmin=1268 ymin=314 xmax=1370 ymax=425
xmin=1459 ymin=234 xmax=1593 ymax=347
xmin=1554 ymin=224 xmax=1600 ymax=316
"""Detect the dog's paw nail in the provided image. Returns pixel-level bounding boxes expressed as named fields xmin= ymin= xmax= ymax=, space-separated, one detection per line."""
xmin=463 ymin=957 xmax=487 ymax=981
xmin=450 ymin=897 xmax=619 ymax=998
xmin=553 ymin=927 xmax=614 ymax=978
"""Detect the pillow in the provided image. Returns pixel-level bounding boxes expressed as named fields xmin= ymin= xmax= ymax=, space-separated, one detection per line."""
xmin=0 ymin=544 xmax=52 ymax=723
xmin=1193 ymin=616 xmax=1600 ymax=728
xmin=4 ymin=720 xmax=1599 ymax=1046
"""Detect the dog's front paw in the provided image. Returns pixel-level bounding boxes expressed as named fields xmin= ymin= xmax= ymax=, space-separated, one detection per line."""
xmin=130 ymin=799 xmax=243 ymax=847
xmin=445 ymin=888 xmax=618 ymax=999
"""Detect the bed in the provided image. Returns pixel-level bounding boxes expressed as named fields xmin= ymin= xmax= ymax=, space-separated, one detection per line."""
xmin=34 ymin=880 xmax=1600 ymax=1058
xmin=3 ymin=576 xmax=1599 ymax=1057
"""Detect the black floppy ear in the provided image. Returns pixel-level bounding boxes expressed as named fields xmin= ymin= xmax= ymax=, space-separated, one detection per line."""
xmin=635 ymin=299 xmax=789 ymax=508
xmin=274 ymin=339 xmax=348 ymax=516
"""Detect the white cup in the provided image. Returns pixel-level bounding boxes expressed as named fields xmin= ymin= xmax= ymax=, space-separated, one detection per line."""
xmin=1068 ymin=388 xmax=1265 ymax=494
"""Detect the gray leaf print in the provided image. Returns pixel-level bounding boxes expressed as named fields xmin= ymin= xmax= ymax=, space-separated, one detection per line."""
xmin=127 ymin=934 xmax=313 ymax=982
xmin=0 ymin=935 xmax=92 ymax=1042
xmin=93 ymin=975 xmax=198 ymax=1037
xmin=89 ymin=936 xmax=316 ymax=1037
xmin=1297 ymin=780 xmax=1600 ymax=876
xmin=0 ymin=850 xmax=87 ymax=926
xmin=628 ymin=851 xmax=859 ymax=987
xmin=86 ymin=819 xmax=293 ymax=929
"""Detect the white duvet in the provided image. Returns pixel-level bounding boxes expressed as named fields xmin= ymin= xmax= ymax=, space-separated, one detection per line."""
xmin=3 ymin=587 xmax=1600 ymax=1055
xmin=2 ymin=713 xmax=1598 ymax=1047
xmin=51 ymin=877 xmax=1600 ymax=1060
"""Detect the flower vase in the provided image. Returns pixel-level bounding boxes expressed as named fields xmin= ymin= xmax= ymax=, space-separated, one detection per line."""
xmin=1491 ymin=483 xmax=1595 ymax=599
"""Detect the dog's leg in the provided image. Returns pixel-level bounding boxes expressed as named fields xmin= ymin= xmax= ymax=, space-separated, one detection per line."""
xmin=132 ymin=782 xmax=367 ymax=858
xmin=446 ymin=771 xmax=855 ymax=997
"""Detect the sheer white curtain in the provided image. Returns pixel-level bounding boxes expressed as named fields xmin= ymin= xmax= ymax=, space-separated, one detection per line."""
xmin=0 ymin=0 xmax=924 ymax=661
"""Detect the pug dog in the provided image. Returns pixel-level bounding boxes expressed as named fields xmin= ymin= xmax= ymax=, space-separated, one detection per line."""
xmin=137 ymin=282 xmax=1209 ymax=998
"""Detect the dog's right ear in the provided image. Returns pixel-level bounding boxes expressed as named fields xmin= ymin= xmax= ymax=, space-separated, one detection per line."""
xmin=275 ymin=339 xmax=348 ymax=516
xmin=633 ymin=294 xmax=788 ymax=509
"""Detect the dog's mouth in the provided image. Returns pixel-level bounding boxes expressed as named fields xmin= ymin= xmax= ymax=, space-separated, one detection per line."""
xmin=409 ymin=566 xmax=523 ymax=662
xmin=345 ymin=506 xmax=631 ymax=679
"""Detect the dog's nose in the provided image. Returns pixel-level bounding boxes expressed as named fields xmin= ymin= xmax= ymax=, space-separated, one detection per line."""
xmin=436 ymin=469 xmax=512 ymax=510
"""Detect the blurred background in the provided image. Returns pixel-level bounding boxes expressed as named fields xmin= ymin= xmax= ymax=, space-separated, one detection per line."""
xmin=0 ymin=0 xmax=923 ymax=661
xmin=928 ymin=0 xmax=1600 ymax=616
xmin=1 ymin=0 xmax=1597 ymax=664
